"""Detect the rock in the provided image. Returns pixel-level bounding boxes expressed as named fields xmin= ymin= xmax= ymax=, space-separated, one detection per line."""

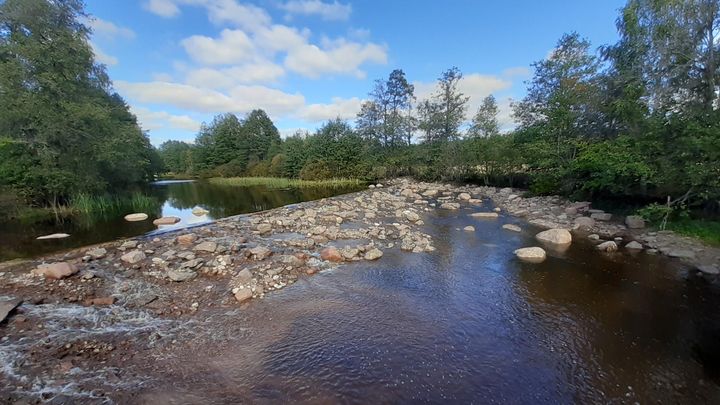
xmin=120 ymin=250 xmax=146 ymax=264
xmin=590 ymin=213 xmax=612 ymax=221
xmin=463 ymin=226 xmax=475 ymax=232
xmin=573 ymin=217 xmax=595 ymax=229
xmin=234 ymin=288 xmax=253 ymax=303
xmin=310 ymin=225 xmax=327 ymax=235
xmin=458 ymin=193 xmax=471 ymax=201
xmin=121 ymin=240 xmax=138 ymax=249
xmin=86 ymin=247 xmax=107 ymax=260
xmin=340 ymin=247 xmax=360 ymax=260
xmin=364 ymin=248 xmax=383 ymax=260
xmin=564 ymin=207 xmax=578 ymax=216
xmin=400 ymin=189 xmax=415 ymax=197
xmin=404 ymin=210 xmax=420 ymax=222
xmin=596 ymin=241 xmax=618 ymax=252
xmin=697 ymin=264 xmax=719 ymax=275
xmin=567 ymin=201 xmax=591 ymax=212
xmin=236 ymin=268 xmax=253 ymax=283
xmin=375 ymin=183 xmax=383 ymax=188
xmin=249 ymin=246 xmax=272 ymax=260
xmin=440 ymin=202 xmax=460 ymax=210
xmin=34 ymin=262 xmax=78 ymax=279
xmin=625 ymin=241 xmax=643 ymax=250
xmin=177 ymin=233 xmax=198 ymax=245
xmin=0 ymin=297 xmax=21 ymax=324
xmin=664 ymin=249 xmax=696 ymax=260
xmin=536 ymin=229 xmax=572 ymax=245
xmin=124 ymin=213 xmax=148 ymax=222
xmin=625 ymin=215 xmax=646 ymax=229
xmin=256 ymin=223 xmax=272 ymax=234
xmin=422 ymin=189 xmax=439 ymax=197
xmin=502 ymin=224 xmax=521 ymax=232
xmin=191 ymin=207 xmax=209 ymax=216
xmin=471 ymin=212 xmax=498 ymax=219
xmin=193 ymin=241 xmax=217 ymax=253
xmin=514 ymin=247 xmax=547 ymax=263
xmin=36 ymin=233 xmax=70 ymax=240
xmin=153 ymin=216 xmax=181 ymax=226
xmin=588 ymin=234 xmax=600 ymax=240
xmin=468 ymin=199 xmax=483 ymax=205
xmin=320 ymin=247 xmax=343 ymax=262
xmin=83 ymin=297 xmax=115 ymax=306
xmin=167 ymin=269 xmax=197 ymax=282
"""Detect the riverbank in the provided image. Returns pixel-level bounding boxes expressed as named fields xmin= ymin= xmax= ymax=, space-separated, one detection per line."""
xmin=1 ymin=178 xmax=719 ymax=401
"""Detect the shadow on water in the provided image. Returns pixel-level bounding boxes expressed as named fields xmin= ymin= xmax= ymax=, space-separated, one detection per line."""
xmin=129 ymin=204 xmax=720 ymax=404
xmin=0 ymin=180 xmax=362 ymax=261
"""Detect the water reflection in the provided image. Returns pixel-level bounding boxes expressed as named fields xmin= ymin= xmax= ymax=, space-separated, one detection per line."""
xmin=0 ymin=180 xmax=363 ymax=260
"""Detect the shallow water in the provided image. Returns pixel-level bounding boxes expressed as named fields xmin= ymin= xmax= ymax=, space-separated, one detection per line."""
xmin=0 ymin=181 xmax=362 ymax=261
xmin=118 ymin=207 xmax=720 ymax=404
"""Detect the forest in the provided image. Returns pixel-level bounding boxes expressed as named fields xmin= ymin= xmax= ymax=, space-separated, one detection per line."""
xmin=1 ymin=0 xmax=719 ymax=235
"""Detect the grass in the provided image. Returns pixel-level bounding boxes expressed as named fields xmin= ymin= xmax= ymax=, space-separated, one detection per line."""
xmin=664 ymin=219 xmax=720 ymax=246
xmin=209 ymin=177 xmax=366 ymax=189
xmin=70 ymin=192 xmax=159 ymax=217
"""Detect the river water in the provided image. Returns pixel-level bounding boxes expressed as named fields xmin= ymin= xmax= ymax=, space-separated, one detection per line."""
xmin=0 ymin=180 xmax=362 ymax=261
xmin=116 ymin=208 xmax=720 ymax=403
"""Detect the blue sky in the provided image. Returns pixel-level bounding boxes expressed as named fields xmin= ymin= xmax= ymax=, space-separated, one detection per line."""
xmin=85 ymin=0 xmax=626 ymax=145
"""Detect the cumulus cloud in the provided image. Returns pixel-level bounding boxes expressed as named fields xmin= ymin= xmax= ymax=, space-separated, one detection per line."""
xmin=185 ymin=63 xmax=285 ymax=89
xmin=143 ymin=0 xmax=181 ymax=18
xmin=143 ymin=0 xmax=271 ymax=31
xmin=116 ymin=81 xmax=305 ymax=118
xmin=90 ymin=42 xmax=118 ymax=66
xmin=297 ymin=97 xmax=363 ymax=122
xmin=85 ymin=17 xmax=136 ymax=40
xmin=130 ymin=106 xmax=202 ymax=132
xmin=279 ymin=1 xmax=352 ymax=21
xmin=285 ymin=39 xmax=387 ymax=78
xmin=181 ymin=29 xmax=257 ymax=65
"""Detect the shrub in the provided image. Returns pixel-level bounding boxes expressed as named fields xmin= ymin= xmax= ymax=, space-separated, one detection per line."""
xmin=299 ymin=161 xmax=332 ymax=180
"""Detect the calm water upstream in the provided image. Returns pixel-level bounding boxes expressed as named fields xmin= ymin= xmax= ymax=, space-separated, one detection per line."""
xmin=121 ymin=207 xmax=720 ymax=404
xmin=0 ymin=180 xmax=363 ymax=261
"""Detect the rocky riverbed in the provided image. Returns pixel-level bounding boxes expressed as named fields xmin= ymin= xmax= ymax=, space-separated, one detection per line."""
xmin=1 ymin=179 xmax=719 ymax=402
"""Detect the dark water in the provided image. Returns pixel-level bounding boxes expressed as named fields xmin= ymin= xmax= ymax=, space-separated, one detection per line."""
xmin=133 ymin=208 xmax=720 ymax=404
xmin=0 ymin=180 xmax=362 ymax=261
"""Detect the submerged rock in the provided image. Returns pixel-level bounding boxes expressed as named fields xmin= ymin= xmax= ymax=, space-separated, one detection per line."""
xmin=192 ymin=207 xmax=209 ymax=216
xmin=36 ymin=233 xmax=70 ymax=240
xmin=124 ymin=213 xmax=148 ymax=222
xmin=463 ymin=226 xmax=475 ymax=232
xmin=514 ymin=247 xmax=547 ymax=263
xmin=502 ymin=224 xmax=521 ymax=232
xmin=471 ymin=212 xmax=498 ymax=219
xmin=535 ymin=229 xmax=572 ymax=245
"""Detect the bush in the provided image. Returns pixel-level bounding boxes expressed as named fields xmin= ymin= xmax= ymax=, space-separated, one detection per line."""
xmin=299 ymin=161 xmax=332 ymax=180
xmin=247 ymin=160 xmax=270 ymax=177
xmin=269 ymin=154 xmax=287 ymax=177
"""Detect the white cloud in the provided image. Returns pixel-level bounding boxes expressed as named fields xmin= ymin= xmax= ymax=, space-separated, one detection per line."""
xmin=131 ymin=106 xmax=202 ymax=132
xmin=285 ymin=39 xmax=387 ymax=78
xmin=181 ymin=29 xmax=257 ymax=65
xmin=253 ymin=24 xmax=310 ymax=53
xmin=143 ymin=0 xmax=271 ymax=31
xmin=185 ymin=63 xmax=285 ymax=89
xmin=86 ymin=17 xmax=136 ymax=40
xmin=116 ymin=81 xmax=305 ymax=118
xmin=297 ymin=97 xmax=363 ymax=122
xmin=90 ymin=42 xmax=118 ymax=66
xmin=143 ymin=0 xmax=181 ymax=18
xmin=502 ymin=66 xmax=531 ymax=78
xmin=152 ymin=72 xmax=174 ymax=82
xmin=279 ymin=1 xmax=352 ymax=21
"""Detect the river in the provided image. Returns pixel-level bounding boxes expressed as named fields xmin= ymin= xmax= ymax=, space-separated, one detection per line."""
xmin=0 ymin=180 xmax=363 ymax=261
xmin=1 ymin=184 xmax=719 ymax=403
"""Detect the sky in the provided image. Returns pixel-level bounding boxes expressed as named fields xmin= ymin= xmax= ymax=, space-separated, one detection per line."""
xmin=84 ymin=0 xmax=627 ymax=145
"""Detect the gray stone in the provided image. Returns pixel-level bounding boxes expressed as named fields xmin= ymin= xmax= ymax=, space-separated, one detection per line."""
xmin=236 ymin=268 xmax=253 ymax=283
xmin=625 ymin=215 xmax=646 ymax=229
xmin=121 ymin=250 xmax=146 ymax=264
xmin=364 ymin=248 xmax=383 ymax=260
xmin=403 ymin=210 xmax=420 ymax=222
xmin=536 ymin=229 xmax=572 ymax=245
xmin=256 ymin=223 xmax=272 ymax=234
xmin=697 ymin=264 xmax=719 ymax=275
xmin=502 ymin=224 xmax=521 ymax=232
xmin=463 ymin=226 xmax=475 ymax=232
xmin=596 ymin=241 xmax=618 ymax=252
xmin=193 ymin=241 xmax=217 ymax=253
xmin=514 ymin=247 xmax=546 ymax=263
xmin=86 ymin=247 xmax=107 ymax=260
xmin=440 ymin=202 xmax=460 ymax=210
xmin=234 ymin=288 xmax=253 ymax=303
xmin=249 ymin=246 xmax=272 ymax=260
xmin=625 ymin=241 xmax=643 ymax=250
xmin=0 ymin=297 xmax=21 ymax=324
xmin=590 ymin=212 xmax=612 ymax=221
xmin=471 ymin=212 xmax=498 ymax=219
xmin=574 ymin=216 xmax=595 ymax=229
xmin=167 ymin=269 xmax=197 ymax=282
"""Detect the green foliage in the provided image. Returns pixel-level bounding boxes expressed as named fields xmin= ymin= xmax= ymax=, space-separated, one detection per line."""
xmin=299 ymin=161 xmax=333 ymax=181
xmin=208 ymin=177 xmax=364 ymax=189
xmin=70 ymin=192 xmax=159 ymax=218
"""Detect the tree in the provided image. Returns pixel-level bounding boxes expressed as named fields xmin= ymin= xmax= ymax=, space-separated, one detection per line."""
xmin=194 ymin=113 xmax=244 ymax=170
xmin=0 ymin=0 xmax=155 ymax=207
xmin=243 ymin=109 xmax=280 ymax=161
xmin=158 ymin=140 xmax=194 ymax=173
xmin=356 ymin=69 xmax=416 ymax=147
xmin=417 ymin=67 xmax=469 ymax=143
xmin=469 ymin=95 xmax=500 ymax=137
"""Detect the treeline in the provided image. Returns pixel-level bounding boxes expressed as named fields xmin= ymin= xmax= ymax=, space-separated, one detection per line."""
xmin=0 ymin=0 xmax=159 ymax=210
xmin=163 ymin=0 xmax=719 ymax=216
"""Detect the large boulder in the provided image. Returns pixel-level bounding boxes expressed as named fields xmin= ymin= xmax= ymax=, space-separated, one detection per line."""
xmin=596 ymin=241 xmax=618 ymax=252
xmin=514 ymin=247 xmax=547 ymax=263
xmin=535 ymin=229 xmax=572 ymax=245
xmin=364 ymin=248 xmax=383 ymax=260
xmin=320 ymin=247 xmax=343 ymax=262
xmin=34 ymin=262 xmax=78 ymax=279
xmin=121 ymin=250 xmax=146 ymax=264
xmin=625 ymin=215 xmax=646 ymax=229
